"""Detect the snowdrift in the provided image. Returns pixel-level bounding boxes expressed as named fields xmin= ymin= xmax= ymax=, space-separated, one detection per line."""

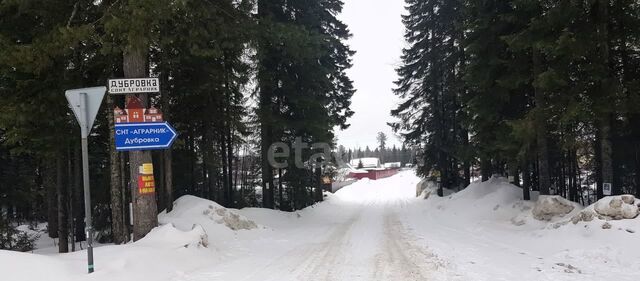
xmin=407 ymin=175 xmax=640 ymax=280
xmin=532 ymin=195 xmax=581 ymax=221
xmin=422 ymin=177 xmax=546 ymax=224
xmin=0 ymin=196 xmax=268 ymax=281
xmin=0 ymin=251 xmax=74 ymax=281
xmin=571 ymin=195 xmax=640 ymax=231
xmin=422 ymin=176 xmax=640 ymax=230
xmin=134 ymin=224 xmax=209 ymax=249
xmin=159 ymin=195 xmax=259 ymax=242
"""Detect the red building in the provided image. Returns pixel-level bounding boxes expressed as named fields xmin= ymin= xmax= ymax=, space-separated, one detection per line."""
xmin=114 ymin=97 xmax=164 ymax=124
xmin=126 ymin=97 xmax=145 ymax=123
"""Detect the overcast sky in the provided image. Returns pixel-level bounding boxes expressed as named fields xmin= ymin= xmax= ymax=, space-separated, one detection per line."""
xmin=336 ymin=0 xmax=406 ymax=150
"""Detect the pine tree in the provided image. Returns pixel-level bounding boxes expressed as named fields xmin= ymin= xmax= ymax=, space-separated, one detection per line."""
xmin=256 ymin=0 xmax=354 ymax=210
xmin=392 ymin=0 xmax=468 ymax=191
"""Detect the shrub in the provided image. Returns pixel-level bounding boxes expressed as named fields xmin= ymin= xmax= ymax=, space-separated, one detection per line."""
xmin=0 ymin=220 xmax=39 ymax=252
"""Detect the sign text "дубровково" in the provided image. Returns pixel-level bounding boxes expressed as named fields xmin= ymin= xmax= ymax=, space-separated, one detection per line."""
xmin=108 ymin=78 xmax=159 ymax=94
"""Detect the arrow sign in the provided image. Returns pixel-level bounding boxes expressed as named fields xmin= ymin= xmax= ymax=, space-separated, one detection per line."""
xmin=114 ymin=122 xmax=178 ymax=151
xmin=65 ymin=87 xmax=107 ymax=138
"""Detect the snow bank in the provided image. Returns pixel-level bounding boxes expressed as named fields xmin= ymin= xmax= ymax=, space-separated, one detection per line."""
xmin=593 ymin=195 xmax=639 ymax=220
xmin=1 ymin=217 xmax=219 ymax=281
xmin=159 ymin=195 xmax=258 ymax=242
xmin=424 ymin=176 xmax=536 ymax=222
xmin=415 ymin=176 xmax=605 ymax=229
xmin=415 ymin=179 xmax=455 ymax=198
xmin=135 ymin=224 xmax=209 ymax=249
xmin=404 ymin=175 xmax=640 ymax=280
xmin=532 ymin=195 xmax=578 ymax=221
xmin=0 ymin=251 xmax=75 ymax=281
xmin=572 ymin=195 xmax=640 ymax=226
xmin=0 ymin=196 xmax=267 ymax=281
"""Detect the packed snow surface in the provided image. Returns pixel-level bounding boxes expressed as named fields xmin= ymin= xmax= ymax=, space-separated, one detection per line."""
xmin=2 ymin=171 xmax=639 ymax=280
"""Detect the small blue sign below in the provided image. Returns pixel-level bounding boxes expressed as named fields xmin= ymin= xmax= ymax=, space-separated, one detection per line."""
xmin=115 ymin=122 xmax=177 ymax=151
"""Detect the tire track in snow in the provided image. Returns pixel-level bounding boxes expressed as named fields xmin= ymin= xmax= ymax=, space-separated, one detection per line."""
xmin=230 ymin=209 xmax=364 ymax=281
xmin=373 ymin=210 xmax=445 ymax=280
xmin=289 ymin=212 xmax=360 ymax=280
xmin=171 ymin=172 xmax=455 ymax=281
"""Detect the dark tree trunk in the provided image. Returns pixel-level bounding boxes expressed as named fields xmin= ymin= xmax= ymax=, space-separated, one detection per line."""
xmin=481 ymin=157 xmax=492 ymax=181
xmin=56 ymin=154 xmax=69 ymax=253
xmin=163 ymin=150 xmax=173 ymax=212
xmin=278 ymin=168 xmax=284 ymax=209
xmin=595 ymin=0 xmax=613 ymax=199
xmin=227 ymin=126 xmax=234 ymax=207
xmin=223 ymin=55 xmax=235 ymax=208
xmin=221 ymin=128 xmax=229 ymax=206
xmin=73 ymin=146 xmax=85 ymax=243
xmin=67 ymin=148 xmax=74 ymax=251
xmin=258 ymin=0 xmax=276 ymax=209
xmin=635 ymin=143 xmax=640 ymax=197
xmin=108 ymin=95 xmax=128 ymax=244
xmin=509 ymin=163 xmax=519 ymax=186
xmin=119 ymin=152 xmax=129 ymax=234
xmin=599 ymin=116 xmax=614 ymax=196
xmin=124 ymin=47 xmax=158 ymax=241
xmin=314 ymin=162 xmax=323 ymax=202
xmin=156 ymin=151 xmax=165 ymax=212
xmin=160 ymin=71 xmax=173 ymax=212
xmin=45 ymin=160 xmax=58 ymax=239
xmin=533 ymin=48 xmax=551 ymax=195
xmin=569 ymin=149 xmax=579 ymax=202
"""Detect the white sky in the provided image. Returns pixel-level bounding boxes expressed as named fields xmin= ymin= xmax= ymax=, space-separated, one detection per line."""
xmin=336 ymin=0 xmax=406 ymax=150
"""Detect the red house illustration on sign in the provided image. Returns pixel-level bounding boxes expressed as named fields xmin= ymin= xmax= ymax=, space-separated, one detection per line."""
xmin=145 ymin=106 xmax=163 ymax=122
xmin=114 ymin=96 xmax=163 ymax=124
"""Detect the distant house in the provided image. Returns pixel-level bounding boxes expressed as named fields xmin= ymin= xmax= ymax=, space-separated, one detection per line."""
xmin=114 ymin=97 xmax=163 ymax=124
xmin=349 ymin=157 xmax=382 ymax=170
xmin=383 ymin=162 xmax=401 ymax=169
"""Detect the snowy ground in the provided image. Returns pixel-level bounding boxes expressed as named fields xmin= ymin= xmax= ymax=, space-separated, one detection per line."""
xmin=2 ymin=171 xmax=639 ymax=281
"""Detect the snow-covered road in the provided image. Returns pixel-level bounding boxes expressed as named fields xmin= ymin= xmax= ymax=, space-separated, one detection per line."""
xmin=178 ymin=172 xmax=449 ymax=281
xmin=172 ymin=170 xmax=640 ymax=281
xmin=4 ymin=170 xmax=639 ymax=281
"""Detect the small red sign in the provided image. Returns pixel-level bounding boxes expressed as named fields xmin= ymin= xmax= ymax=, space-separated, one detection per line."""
xmin=138 ymin=175 xmax=155 ymax=195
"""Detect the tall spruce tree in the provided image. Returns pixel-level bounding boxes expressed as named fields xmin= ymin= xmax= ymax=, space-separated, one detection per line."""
xmin=256 ymin=0 xmax=354 ymax=210
xmin=392 ymin=0 xmax=468 ymax=194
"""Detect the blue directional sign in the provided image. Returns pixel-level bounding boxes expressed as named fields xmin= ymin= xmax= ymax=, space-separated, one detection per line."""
xmin=114 ymin=122 xmax=178 ymax=151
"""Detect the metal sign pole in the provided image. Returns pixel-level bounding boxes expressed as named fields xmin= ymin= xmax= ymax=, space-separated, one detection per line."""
xmin=80 ymin=93 xmax=94 ymax=273
xmin=65 ymin=86 xmax=105 ymax=274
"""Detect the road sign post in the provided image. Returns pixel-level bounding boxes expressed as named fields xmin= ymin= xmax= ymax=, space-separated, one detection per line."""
xmin=65 ymin=87 xmax=106 ymax=274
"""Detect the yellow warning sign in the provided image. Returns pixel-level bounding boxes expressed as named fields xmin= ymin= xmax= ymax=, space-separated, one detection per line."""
xmin=139 ymin=163 xmax=154 ymax=175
